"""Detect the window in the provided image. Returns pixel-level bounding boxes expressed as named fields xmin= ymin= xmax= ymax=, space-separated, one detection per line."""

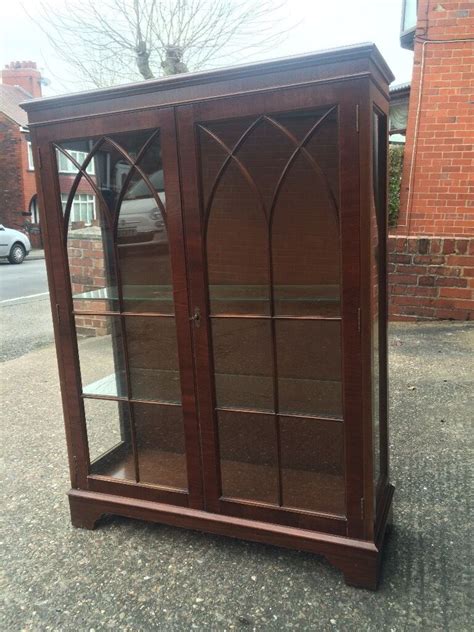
xmin=29 ymin=195 xmax=40 ymax=224
xmin=57 ymin=149 xmax=95 ymax=175
xmin=402 ymin=0 xmax=418 ymax=32
xmin=27 ymin=141 xmax=35 ymax=170
xmin=61 ymin=193 xmax=96 ymax=224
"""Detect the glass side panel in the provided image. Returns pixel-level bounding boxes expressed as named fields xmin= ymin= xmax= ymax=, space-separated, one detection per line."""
xmin=372 ymin=109 xmax=389 ymax=494
xmin=280 ymin=417 xmax=345 ymax=515
xmin=276 ymin=320 xmax=342 ymax=418
xmin=76 ymin=315 xmax=127 ymax=398
xmin=133 ymin=403 xmax=187 ymax=489
xmin=211 ymin=318 xmax=273 ymax=412
xmin=218 ymin=411 xmax=279 ymax=504
xmin=85 ymin=398 xmax=134 ymax=480
xmin=125 ymin=316 xmax=182 ymax=404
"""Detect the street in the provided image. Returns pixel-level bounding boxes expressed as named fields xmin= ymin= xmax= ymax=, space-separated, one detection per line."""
xmin=0 ymin=257 xmax=54 ymax=362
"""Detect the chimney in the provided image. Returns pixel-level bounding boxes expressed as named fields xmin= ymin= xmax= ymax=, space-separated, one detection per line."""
xmin=2 ymin=61 xmax=42 ymax=98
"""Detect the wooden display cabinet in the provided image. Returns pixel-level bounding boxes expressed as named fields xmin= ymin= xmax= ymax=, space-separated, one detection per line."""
xmin=22 ymin=43 xmax=394 ymax=590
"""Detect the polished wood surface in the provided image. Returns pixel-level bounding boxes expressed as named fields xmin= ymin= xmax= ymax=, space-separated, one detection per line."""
xmin=24 ymin=44 xmax=394 ymax=590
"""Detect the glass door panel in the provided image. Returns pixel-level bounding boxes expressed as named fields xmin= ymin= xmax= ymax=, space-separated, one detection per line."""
xmin=133 ymin=403 xmax=187 ymax=489
xmin=276 ymin=320 xmax=342 ymax=418
xmin=218 ymin=411 xmax=279 ymax=504
xmin=211 ymin=318 xmax=273 ymax=412
xmin=56 ymin=124 xmax=193 ymax=496
xmin=75 ymin=315 xmax=127 ymax=398
xmin=197 ymin=103 xmax=345 ymax=518
xmin=125 ymin=316 xmax=182 ymax=403
xmin=204 ymin=157 xmax=271 ymax=316
xmin=84 ymin=398 xmax=134 ymax=480
xmin=280 ymin=417 xmax=345 ymax=515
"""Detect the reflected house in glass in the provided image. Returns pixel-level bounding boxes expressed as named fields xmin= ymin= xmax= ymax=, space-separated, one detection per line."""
xmin=22 ymin=44 xmax=394 ymax=590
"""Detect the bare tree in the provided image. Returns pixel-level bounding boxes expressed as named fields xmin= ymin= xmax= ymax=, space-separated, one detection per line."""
xmin=26 ymin=0 xmax=292 ymax=89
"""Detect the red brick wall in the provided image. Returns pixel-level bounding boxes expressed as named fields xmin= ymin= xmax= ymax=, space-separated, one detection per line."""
xmin=0 ymin=115 xmax=24 ymax=230
xmin=0 ymin=117 xmax=42 ymax=248
xmin=68 ymin=230 xmax=108 ymax=336
xmin=20 ymin=135 xmax=42 ymax=248
xmin=389 ymin=0 xmax=473 ymax=320
xmin=396 ymin=0 xmax=474 ymax=237
xmin=388 ymin=236 xmax=473 ymax=320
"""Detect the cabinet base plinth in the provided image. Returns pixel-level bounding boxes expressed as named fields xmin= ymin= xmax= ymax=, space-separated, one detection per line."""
xmin=68 ymin=485 xmax=394 ymax=590
xmin=69 ymin=493 xmax=104 ymax=530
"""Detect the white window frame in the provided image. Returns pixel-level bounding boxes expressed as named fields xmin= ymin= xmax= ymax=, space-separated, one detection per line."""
xmin=56 ymin=149 xmax=95 ymax=175
xmin=27 ymin=141 xmax=35 ymax=170
xmin=61 ymin=193 xmax=96 ymax=225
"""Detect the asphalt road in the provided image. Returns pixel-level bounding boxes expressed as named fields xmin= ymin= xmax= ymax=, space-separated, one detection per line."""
xmin=1 ymin=322 xmax=472 ymax=630
xmin=0 ymin=257 xmax=54 ymax=362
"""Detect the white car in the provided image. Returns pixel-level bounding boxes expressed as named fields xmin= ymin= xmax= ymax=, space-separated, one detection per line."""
xmin=117 ymin=170 xmax=166 ymax=244
xmin=0 ymin=225 xmax=31 ymax=264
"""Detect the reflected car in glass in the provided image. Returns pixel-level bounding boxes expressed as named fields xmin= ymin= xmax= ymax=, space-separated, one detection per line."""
xmin=118 ymin=170 xmax=166 ymax=244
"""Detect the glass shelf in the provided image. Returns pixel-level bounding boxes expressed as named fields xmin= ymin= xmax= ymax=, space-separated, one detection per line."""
xmin=73 ymin=284 xmax=340 ymax=315
xmin=73 ymin=285 xmax=174 ymax=302
xmin=214 ymin=374 xmax=342 ymax=419
xmin=82 ymin=369 xmax=342 ymax=419
xmin=83 ymin=368 xmax=182 ymax=404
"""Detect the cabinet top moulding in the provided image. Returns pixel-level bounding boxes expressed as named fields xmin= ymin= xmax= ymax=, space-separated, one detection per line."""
xmin=20 ymin=42 xmax=394 ymax=126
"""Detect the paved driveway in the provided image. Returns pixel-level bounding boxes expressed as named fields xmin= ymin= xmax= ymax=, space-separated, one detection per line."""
xmin=0 ymin=257 xmax=53 ymax=362
xmin=0 ymin=322 xmax=472 ymax=631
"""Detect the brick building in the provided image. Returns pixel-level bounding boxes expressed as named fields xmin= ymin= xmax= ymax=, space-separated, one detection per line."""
xmin=388 ymin=0 xmax=473 ymax=320
xmin=0 ymin=61 xmax=43 ymax=247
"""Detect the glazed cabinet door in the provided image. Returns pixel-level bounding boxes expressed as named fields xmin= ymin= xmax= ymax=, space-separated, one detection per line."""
xmin=34 ymin=108 xmax=203 ymax=508
xmin=177 ymin=81 xmax=365 ymax=535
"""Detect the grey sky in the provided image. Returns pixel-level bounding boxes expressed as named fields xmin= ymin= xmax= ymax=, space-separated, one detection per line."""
xmin=1 ymin=0 xmax=414 ymax=97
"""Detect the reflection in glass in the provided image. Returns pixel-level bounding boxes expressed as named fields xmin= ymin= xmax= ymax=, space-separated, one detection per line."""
xmin=218 ymin=411 xmax=278 ymax=504
xmin=76 ymin=315 xmax=127 ymax=398
xmin=59 ymin=129 xmax=172 ymax=315
xmin=116 ymin=133 xmax=173 ymax=313
xmin=133 ymin=404 xmax=187 ymax=489
xmin=280 ymin=417 xmax=344 ymax=515
xmin=59 ymin=146 xmax=119 ymax=314
xmin=85 ymin=398 xmax=134 ymax=480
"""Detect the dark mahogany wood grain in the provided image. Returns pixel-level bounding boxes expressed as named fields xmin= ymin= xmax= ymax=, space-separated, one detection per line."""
xmin=68 ymin=488 xmax=387 ymax=589
xmin=24 ymin=44 xmax=393 ymax=590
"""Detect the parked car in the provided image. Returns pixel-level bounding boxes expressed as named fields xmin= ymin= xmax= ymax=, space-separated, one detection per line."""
xmin=117 ymin=170 xmax=166 ymax=244
xmin=0 ymin=225 xmax=31 ymax=264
